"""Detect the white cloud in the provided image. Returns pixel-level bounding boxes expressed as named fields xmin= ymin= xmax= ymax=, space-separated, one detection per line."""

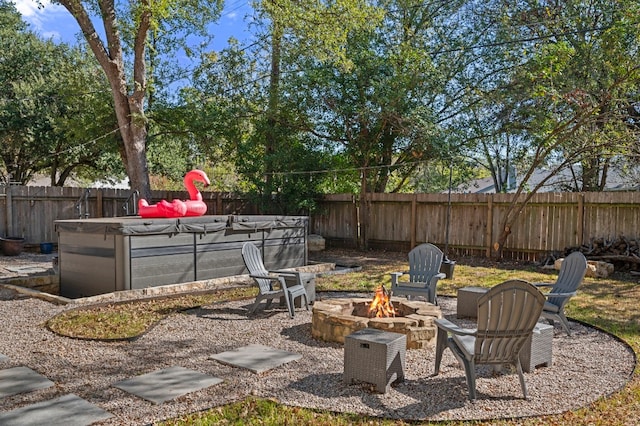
xmin=13 ymin=0 xmax=42 ymax=18
xmin=13 ymin=0 xmax=71 ymax=41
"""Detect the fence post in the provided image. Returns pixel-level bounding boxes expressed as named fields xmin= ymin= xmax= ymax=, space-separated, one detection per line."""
xmin=352 ymin=194 xmax=359 ymax=248
xmin=410 ymin=194 xmax=417 ymax=249
xmin=6 ymin=184 xmax=14 ymax=236
xmin=97 ymin=189 xmax=103 ymax=217
xmin=577 ymin=194 xmax=584 ymax=247
xmin=485 ymin=194 xmax=493 ymax=258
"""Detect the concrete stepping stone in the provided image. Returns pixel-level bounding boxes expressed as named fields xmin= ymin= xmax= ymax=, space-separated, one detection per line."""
xmin=0 ymin=393 xmax=112 ymax=426
xmin=210 ymin=344 xmax=302 ymax=373
xmin=0 ymin=367 xmax=53 ymax=398
xmin=114 ymin=366 xmax=223 ymax=404
xmin=0 ymin=354 xmax=8 ymax=362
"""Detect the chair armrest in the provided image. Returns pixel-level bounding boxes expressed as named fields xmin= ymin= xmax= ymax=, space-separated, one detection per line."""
xmin=270 ymin=270 xmax=303 ymax=286
xmin=435 ymin=318 xmax=476 ymax=336
xmin=430 ymin=273 xmax=446 ymax=284
xmin=249 ymin=273 xmax=278 ymax=280
xmin=270 ymin=269 xmax=299 ymax=276
xmin=249 ymin=274 xmax=288 ymax=289
xmin=390 ymin=271 xmax=405 ymax=286
xmin=533 ymin=282 xmax=554 ymax=288
xmin=544 ymin=291 xmax=577 ymax=299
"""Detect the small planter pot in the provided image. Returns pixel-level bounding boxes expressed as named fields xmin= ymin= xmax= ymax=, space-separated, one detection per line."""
xmin=440 ymin=259 xmax=456 ymax=279
xmin=40 ymin=242 xmax=54 ymax=254
xmin=1 ymin=237 xmax=25 ymax=256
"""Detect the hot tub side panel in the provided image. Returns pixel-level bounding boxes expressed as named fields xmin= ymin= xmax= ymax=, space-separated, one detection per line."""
xmin=194 ymin=230 xmax=262 ymax=280
xmin=129 ymin=232 xmax=195 ymax=289
xmin=58 ymin=231 xmax=121 ymax=298
xmin=262 ymin=226 xmax=307 ymax=270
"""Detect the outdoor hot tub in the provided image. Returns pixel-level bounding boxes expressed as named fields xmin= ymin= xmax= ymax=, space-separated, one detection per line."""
xmin=55 ymin=215 xmax=308 ymax=298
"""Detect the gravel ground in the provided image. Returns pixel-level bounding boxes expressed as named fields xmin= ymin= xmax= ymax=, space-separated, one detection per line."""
xmin=0 ymin=286 xmax=634 ymax=425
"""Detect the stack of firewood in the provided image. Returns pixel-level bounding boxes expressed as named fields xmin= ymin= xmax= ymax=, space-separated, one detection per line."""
xmin=574 ymin=236 xmax=640 ymax=264
xmin=541 ymin=236 xmax=640 ymax=271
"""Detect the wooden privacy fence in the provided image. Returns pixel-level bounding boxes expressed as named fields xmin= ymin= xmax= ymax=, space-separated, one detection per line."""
xmin=3 ymin=185 xmax=639 ymax=259
xmin=0 ymin=185 xmax=255 ymax=246
xmin=310 ymin=192 xmax=640 ymax=260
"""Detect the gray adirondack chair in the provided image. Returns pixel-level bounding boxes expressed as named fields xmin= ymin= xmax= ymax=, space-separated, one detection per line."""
xmin=434 ymin=279 xmax=546 ymax=400
xmin=390 ymin=243 xmax=446 ymax=304
xmin=241 ymin=242 xmax=309 ymax=318
xmin=535 ymin=251 xmax=588 ymax=336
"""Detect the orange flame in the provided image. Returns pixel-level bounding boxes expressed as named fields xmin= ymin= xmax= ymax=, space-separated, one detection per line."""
xmin=369 ymin=285 xmax=396 ymax=318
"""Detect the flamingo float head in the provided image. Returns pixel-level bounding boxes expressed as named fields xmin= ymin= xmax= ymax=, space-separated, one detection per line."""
xmin=185 ymin=169 xmax=210 ymax=187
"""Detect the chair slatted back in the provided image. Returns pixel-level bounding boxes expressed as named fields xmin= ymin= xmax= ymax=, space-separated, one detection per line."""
xmin=408 ymin=243 xmax=443 ymax=283
xmin=475 ymin=280 xmax=546 ymax=364
xmin=548 ymin=251 xmax=587 ymax=307
xmin=242 ymin=242 xmax=273 ymax=294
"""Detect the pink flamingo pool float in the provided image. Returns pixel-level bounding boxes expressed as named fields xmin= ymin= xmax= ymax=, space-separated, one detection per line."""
xmin=138 ymin=169 xmax=211 ymax=218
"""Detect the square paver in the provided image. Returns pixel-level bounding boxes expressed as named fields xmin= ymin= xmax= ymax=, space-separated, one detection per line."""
xmin=114 ymin=366 xmax=223 ymax=404
xmin=0 ymin=393 xmax=112 ymax=426
xmin=0 ymin=366 xmax=54 ymax=398
xmin=210 ymin=344 xmax=302 ymax=373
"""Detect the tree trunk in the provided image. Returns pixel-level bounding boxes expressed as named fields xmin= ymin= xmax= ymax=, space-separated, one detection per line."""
xmin=58 ymin=0 xmax=152 ymax=200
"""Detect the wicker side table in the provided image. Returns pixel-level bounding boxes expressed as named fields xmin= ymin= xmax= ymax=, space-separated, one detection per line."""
xmin=344 ymin=328 xmax=406 ymax=393
xmin=519 ymin=322 xmax=553 ymax=372
xmin=456 ymin=286 xmax=488 ymax=318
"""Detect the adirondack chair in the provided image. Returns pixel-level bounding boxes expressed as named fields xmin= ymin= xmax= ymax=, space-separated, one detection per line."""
xmin=390 ymin=243 xmax=446 ymax=304
xmin=434 ymin=280 xmax=546 ymax=400
xmin=241 ymin=242 xmax=309 ymax=318
xmin=535 ymin=251 xmax=588 ymax=336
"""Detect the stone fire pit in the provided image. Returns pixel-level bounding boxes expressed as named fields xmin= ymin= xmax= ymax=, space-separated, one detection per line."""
xmin=312 ymin=297 xmax=442 ymax=349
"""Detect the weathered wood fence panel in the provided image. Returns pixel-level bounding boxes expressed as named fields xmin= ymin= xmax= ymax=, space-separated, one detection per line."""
xmin=310 ymin=192 xmax=640 ymax=260
xmin=312 ymin=194 xmax=358 ymax=248
xmin=582 ymin=192 xmax=640 ymax=242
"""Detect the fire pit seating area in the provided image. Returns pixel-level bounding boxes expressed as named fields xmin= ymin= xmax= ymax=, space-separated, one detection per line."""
xmin=312 ymin=292 xmax=442 ymax=350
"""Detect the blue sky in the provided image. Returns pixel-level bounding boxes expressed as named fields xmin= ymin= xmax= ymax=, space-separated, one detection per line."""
xmin=13 ymin=0 xmax=252 ymax=53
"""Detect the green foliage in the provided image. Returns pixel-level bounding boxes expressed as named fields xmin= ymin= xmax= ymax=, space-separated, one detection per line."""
xmin=0 ymin=2 xmax=121 ymax=184
xmin=470 ymin=0 xmax=640 ymax=193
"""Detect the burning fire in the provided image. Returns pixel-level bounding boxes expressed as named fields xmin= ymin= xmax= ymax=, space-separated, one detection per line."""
xmin=369 ymin=285 xmax=396 ymax=318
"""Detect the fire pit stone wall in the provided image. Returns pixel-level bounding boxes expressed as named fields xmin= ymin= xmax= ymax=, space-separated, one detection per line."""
xmin=311 ymin=297 xmax=442 ymax=349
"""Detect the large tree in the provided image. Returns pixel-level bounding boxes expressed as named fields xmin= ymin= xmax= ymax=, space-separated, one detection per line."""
xmin=288 ymin=0 xmax=478 ymax=194
xmin=0 ymin=0 xmax=119 ymax=185
xmin=52 ymin=0 xmax=223 ymax=199
xmin=470 ymin=0 xmax=640 ymax=256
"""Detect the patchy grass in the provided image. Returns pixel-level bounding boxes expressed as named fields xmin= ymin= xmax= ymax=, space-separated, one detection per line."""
xmin=164 ymin=397 xmax=404 ymax=426
xmin=47 ymin=288 xmax=255 ymax=340
xmin=46 ymin=250 xmax=640 ymax=425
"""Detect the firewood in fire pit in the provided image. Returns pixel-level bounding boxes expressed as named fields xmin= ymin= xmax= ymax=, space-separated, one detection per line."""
xmin=369 ymin=285 xmax=396 ymax=318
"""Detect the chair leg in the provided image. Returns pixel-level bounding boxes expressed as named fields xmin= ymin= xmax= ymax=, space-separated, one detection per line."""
xmin=434 ymin=329 xmax=448 ymax=375
xmin=249 ymin=296 xmax=264 ymax=313
xmin=428 ymin=286 xmax=436 ymax=305
xmin=288 ymin=294 xmax=297 ymax=318
xmin=515 ymin=360 xmax=528 ymax=399
xmin=463 ymin=359 xmax=477 ymax=400
xmin=558 ymin=313 xmax=572 ymax=336
xmin=282 ymin=290 xmax=294 ymax=318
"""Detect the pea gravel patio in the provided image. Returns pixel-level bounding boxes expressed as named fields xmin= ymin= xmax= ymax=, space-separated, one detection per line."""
xmin=0 ymin=288 xmax=634 ymax=425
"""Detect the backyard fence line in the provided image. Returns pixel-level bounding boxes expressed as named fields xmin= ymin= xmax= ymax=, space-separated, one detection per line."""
xmin=2 ymin=185 xmax=639 ymax=260
xmin=309 ymin=192 xmax=640 ymax=261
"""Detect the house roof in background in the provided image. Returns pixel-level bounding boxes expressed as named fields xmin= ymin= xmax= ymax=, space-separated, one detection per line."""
xmin=456 ymin=166 xmax=637 ymax=193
